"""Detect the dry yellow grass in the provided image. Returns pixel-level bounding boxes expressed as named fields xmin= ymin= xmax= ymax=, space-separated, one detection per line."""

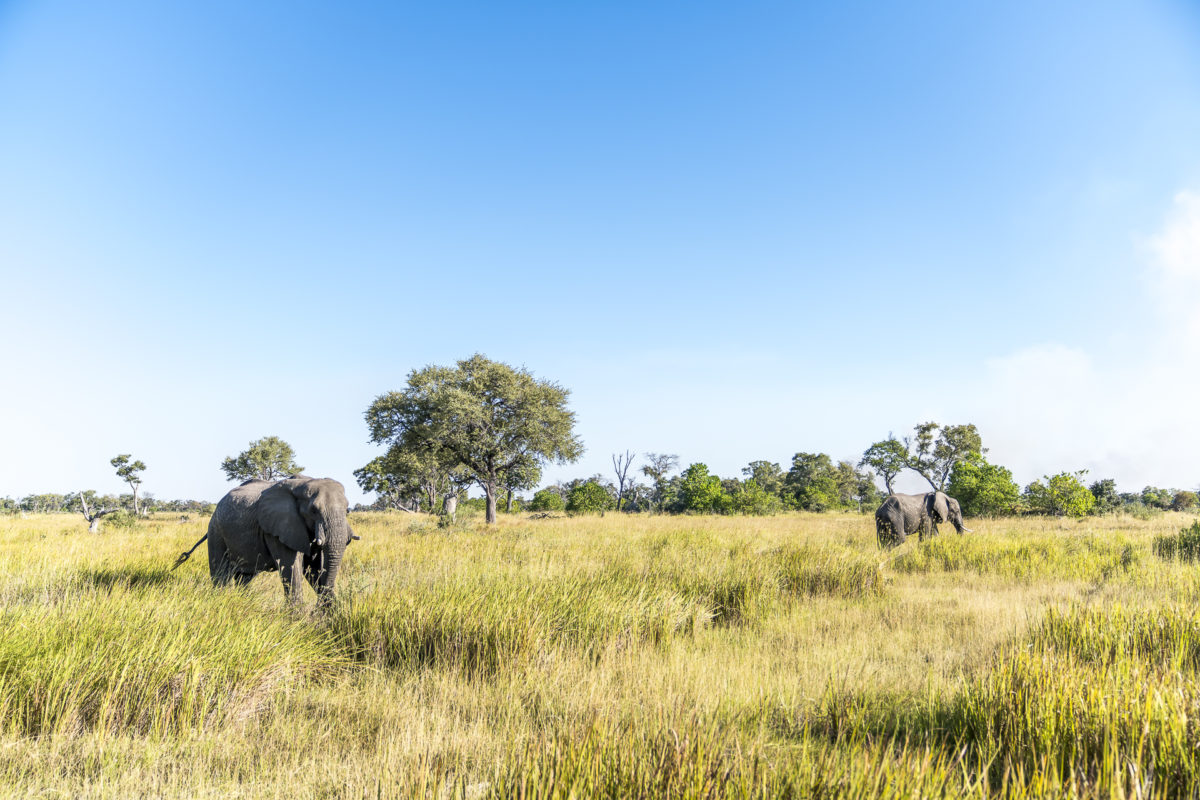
xmin=0 ymin=509 xmax=1195 ymax=798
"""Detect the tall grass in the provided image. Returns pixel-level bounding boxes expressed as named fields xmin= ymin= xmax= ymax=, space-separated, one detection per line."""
xmin=0 ymin=510 xmax=1195 ymax=797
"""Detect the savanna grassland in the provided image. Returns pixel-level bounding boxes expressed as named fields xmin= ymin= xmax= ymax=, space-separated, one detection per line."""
xmin=2 ymin=510 xmax=1200 ymax=798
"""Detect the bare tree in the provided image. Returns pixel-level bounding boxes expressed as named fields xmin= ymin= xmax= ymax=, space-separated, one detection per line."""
xmin=641 ymin=453 xmax=679 ymax=512
xmin=78 ymin=491 xmax=118 ymax=533
xmin=611 ymin=450 xmax=637 ymax=512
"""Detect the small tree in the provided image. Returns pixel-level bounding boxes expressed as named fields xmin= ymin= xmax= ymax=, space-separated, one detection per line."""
xmin=221 ymin=436 xmax=303 ymax=482
xmin=1024 ymin=471 xmax=1095 ymax=517
xmin=947 ymin=459 xmax=1020 ymax=517
xmin=366 ymin=355 xmax=583 ymax=524
xmin=528 ymin=488 xmax=565 ymax=512
xmin=565 ymin=481 xmax=615 ymax=515
xmin=111 ymin=454 xmax=146 ymax=515
xmin=1088 ymin=479 xmax=1120 ymax=515
xmin=1172 ymin=491 xmax=1198 ymax=512
xmin=858 ymin=437 xmax=908 ymax=495
xmin=904 ymin=422 xmax=985 ymax=491
xmin=500 ymin=457 xmax=542 ymax=513
xmin=677 ymin=463 xmax=730 ymax=514
xmin=75 ymin=490 xmax=118 ymax=533
xmin=783 ymin=452 xmax=840 ymax=512
xmin=641 ymin=453 xmax=679 ymax=512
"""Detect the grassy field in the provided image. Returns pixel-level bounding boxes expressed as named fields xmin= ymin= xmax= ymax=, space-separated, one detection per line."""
xmin=1 ymin=509 xmax=1199 ymax=798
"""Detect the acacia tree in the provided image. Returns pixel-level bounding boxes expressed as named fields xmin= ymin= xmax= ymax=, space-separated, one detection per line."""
xmin=859 ymin=437 xmax=908 ymax=495
xmin=500 ymin=455 xmax=542 ymax=513
xmin=365 ymin=354 xmax=583 ymax=524
xmin=110 ymin=454 xmax=146 ymax=515
xmin=904 ymin=422 xmax=985 ymax=491
xmin=641 ymin=453 xmax=679 ymax=512
xmin=221 ymin=436 xmax=303 ymax=482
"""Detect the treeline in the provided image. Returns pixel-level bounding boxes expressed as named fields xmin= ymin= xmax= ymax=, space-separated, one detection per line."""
xmin=0 ymin=493 xmax=215 ymax=516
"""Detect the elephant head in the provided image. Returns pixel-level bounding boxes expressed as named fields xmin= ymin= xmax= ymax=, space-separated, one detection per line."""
xmin=257 ymin=476 xmax=353 ymax=602
xmin=927 ymin=491 xmax=972 ymax=534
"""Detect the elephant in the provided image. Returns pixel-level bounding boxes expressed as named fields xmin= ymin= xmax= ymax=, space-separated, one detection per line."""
xmin=874 ymin=491 xmax=972 ymax=548
xmin=175 ymin=476 xmax=356 ymax=606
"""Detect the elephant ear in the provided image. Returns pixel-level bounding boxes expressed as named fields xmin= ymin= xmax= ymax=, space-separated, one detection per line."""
xmin=255 ymin=482 xmax=312 ymax=553
xmin=930 ymin=492 xmax=950 ymax=523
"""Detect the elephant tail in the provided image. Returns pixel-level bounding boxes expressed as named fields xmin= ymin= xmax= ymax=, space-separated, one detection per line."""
xmin=172 ymin=534 xmax=208 ymax=571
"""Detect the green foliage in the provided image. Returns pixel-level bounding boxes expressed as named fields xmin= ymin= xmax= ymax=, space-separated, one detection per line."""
xmin=366 ymin=354 xmax=582 ymax=522
xmin=1173 ymin=491 xmax=1198 ymax=512
xmin=904 ymin=422 xmax=985 ymax=491
xmin=675 ymin=463 xmax=730 ymax=514
xmin=110 ymin=454 xmax=147 ymax=514
xmin=1023 ymin=470 xmax=1095 ymax=517
xmin=354 ymin=445 xmax=461 ymax=512
xmin=1087 ymin=478 xmax=1119 ymax=514
xmin=729 ymin=479 xmax=780 ymax=516
xmin=858 ymin=437 xmax=908 ymax=494
xmin=1153 ymin=519 xmax=1200 ymax=562
xmin=565 ymin=481 xmax=615 ymax=515
xmin=1142 ymin=486 xmax=1174 ymax=510
xmin=741 ymin=460 xmax=784 ymax=496
xmin=783 ymin=452 xmax=840 ymax=511
xmin=640 ymin=453 xmax=679 ymax=512
xmin=105 ymin=510 xmax=139 ymax=529
xmin=220 ymin=436 xmax=302 ymax=483
xmin=946 ymin=459 xmax=1019 ymax=516
xmin=528 ymin=488 xmax=565 ymax=512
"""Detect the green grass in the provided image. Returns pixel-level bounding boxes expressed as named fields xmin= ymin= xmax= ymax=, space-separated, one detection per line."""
xmin=0 ymin=510 xmax=1196 ymax=798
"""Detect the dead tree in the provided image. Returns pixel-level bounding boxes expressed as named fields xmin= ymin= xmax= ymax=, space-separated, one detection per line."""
xmin=79 ymin=492 xmax=118 ymax=533
xmin=612 ymin=450 xmax=637 ymax=512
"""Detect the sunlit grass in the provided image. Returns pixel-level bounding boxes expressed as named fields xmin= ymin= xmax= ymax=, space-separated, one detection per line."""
xmin=0 ymin=509 xmax=1195 ymax=797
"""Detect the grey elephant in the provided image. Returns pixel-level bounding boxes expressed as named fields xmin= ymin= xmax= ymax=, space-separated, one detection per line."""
xmin=874 ymin=491 xmax=972 ymax=548
xmin=173 ymin=476 xmax=356 ymax=605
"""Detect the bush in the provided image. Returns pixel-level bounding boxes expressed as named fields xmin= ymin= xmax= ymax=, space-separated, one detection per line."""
xmin=729 ymin=479 xmax=780 ymax=516
xmin=1023 ymin=471 xmax=1095 ymax=517
xmin=105 ymin=510 xmax=140 ymax=529
xmin=565 ymin=481 xmax=614 ymax=515
xmin=527 ymin=489 xmax=565 ymax=512
xmin=946 ymin=459 xmax=1019 ymax=516
xmin=676 ymin=463 xmax=731 ymax=514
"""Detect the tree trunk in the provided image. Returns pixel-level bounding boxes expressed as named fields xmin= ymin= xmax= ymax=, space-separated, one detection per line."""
xmin=133 ymin=488 xmax=140 ymax=516
xmin=505 ymin=489 xmax=513 ymax=513
xmin=485 ymin=482 xmax=497 ymax=524
xmin=89 ymin=517 xmax=101 ymax=533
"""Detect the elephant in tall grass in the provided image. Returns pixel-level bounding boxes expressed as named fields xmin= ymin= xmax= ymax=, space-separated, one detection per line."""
xmin=174 ymin=476 xmax=356 ymax=605
xmin=874 ymin=491 xmax=971 ymax=548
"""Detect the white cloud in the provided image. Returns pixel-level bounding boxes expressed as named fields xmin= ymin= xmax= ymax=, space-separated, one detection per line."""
xmin=969 ymin=191 xmax=1200 ymax=491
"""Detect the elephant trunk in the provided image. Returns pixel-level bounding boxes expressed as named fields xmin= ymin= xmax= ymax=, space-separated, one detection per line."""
xmin=314 ymin=518 xmax=348 ymax=605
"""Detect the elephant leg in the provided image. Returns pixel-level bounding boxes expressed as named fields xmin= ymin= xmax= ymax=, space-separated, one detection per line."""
xmin=232 ymin=571 xmax=255 ymax=587
xmin=207 ymin=533 xmax=235 ymax=586
xmin=891 ymin=513 xmax=906 ymax=546
xmin=279 ymin=552 xmax=305 ymax=605
xmin=303 ymin=551 xmax=326 ymax=592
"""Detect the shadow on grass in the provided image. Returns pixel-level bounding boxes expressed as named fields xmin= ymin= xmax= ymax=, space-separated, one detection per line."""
xmin=75 ymin=564 xmax=177 ymax=590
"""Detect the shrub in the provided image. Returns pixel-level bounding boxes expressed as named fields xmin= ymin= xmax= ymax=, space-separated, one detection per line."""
xmin=946 ymin=459 xmax=1019 ymax=516
xmin=676 ymin=463 xmax=730 ymax=514
xmin=1023 ymin=471 xmax=1095 ymax=517
xmin=527 ymin=488 xmax=565 ymax=512
xmin=565 ymin=481 xmax=614 ymax=515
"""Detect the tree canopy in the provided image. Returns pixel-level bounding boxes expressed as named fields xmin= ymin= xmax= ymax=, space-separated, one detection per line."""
xmin=110 ymin=454 xmax=146 ymax=515
xmin=221 ymin=436 xmax=303 ymax=483
xmin=365 ymin=354 xmax=582 ymax=523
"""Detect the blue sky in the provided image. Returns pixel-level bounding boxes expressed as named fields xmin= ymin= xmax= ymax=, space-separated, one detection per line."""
xmin=3 ymin=1 xmax=1200 ymax=503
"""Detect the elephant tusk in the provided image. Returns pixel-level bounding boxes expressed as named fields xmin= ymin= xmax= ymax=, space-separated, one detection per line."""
xmin=961 ymin=527 xmax=974 ymax=533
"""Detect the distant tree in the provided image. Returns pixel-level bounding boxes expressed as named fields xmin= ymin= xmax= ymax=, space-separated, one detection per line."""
xmin=1024 ymin=471 xmax=1095 ymax=517
xmin=1141 ymin=486 xmax=1174 ymax=511
xmin=783 ymin=452 xmax=840 ymax=512
xmin=904 ymin=422 xmax=985 ymax=491
xmin=1088 ymin=479 xmax=1120 ymax=515
xmin=947 ymin=459 xmax=1019 ymax=516
xmin=366 ymin=355 xmax=583 ymax=523
xmin=221 ymin=436 xmax=303 ymax=483
xmin=74 ymin=490 xmax=118 ymax=533
xmin=833 ymin=459 xmax=878 ymax=511
xmin=741 ymin=461 xmax=784 ymax=497
xmin=111 ymin=454 xmax=147 ymax=515
xmin=858 ymin=437 xmax=908 ymax=495
xmin=677 ymin=463 xmax=731 ymax=514
xmin=501 ymin=457 xmax=542 ymax=513
xmin=565 ymin=481 xmax=615 ymax=515
xmin=730 ymin=479 xmax=780 ymax=516
xmin=528 ymin=488 xmax=565 ymax=512
xmin=611 ymin=450 xmax=637 ymax=511
xmin=1172 ymin=491 xmax=1199 ymax=512
xmin=641 ymin=453 xmax=679 ymax=512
